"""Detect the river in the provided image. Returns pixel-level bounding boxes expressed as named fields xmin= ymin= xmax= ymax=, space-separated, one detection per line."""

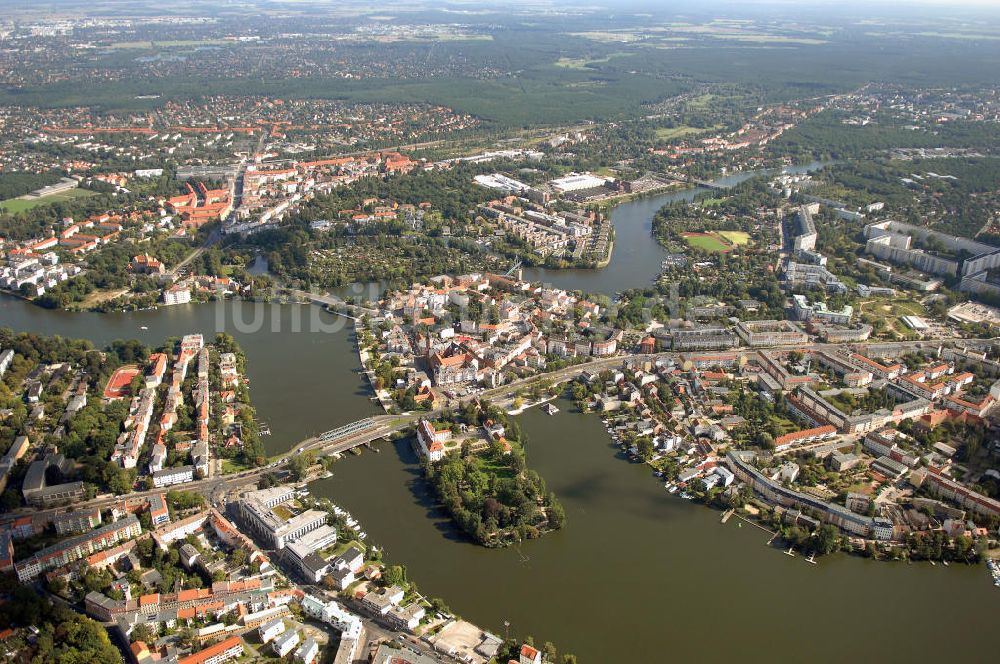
xmin=310 ymin=399 xmax=1000 ymax=662
xmin=2 ymin=160 xmax=996 ymax=662
xmin=521 ymin=164 xmax=825 ymax=295
xmin=0 ymin=296 xmax=378 ymax=456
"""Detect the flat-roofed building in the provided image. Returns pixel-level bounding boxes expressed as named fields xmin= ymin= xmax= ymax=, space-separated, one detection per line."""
xmin=239 ymin=487 xmax=327 ymax=549
xmin=16 ymin=515 xmax=141 ymax=581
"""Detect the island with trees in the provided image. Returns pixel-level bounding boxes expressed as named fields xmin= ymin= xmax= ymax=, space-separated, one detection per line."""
xmin=421 ymin=402 xmax=565 ymax=548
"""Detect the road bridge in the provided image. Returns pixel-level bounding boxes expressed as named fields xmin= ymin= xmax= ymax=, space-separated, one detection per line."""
xmin=282 ymin=288 xmax=380 ymax=320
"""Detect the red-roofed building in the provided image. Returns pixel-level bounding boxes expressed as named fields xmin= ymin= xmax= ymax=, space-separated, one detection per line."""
xmin=129 ymin=254 xmax=165 ymax=276
xmin=640 ymin=336 xmax=657 ymax=354
xmin=520 ymin=644 xmax=542 ymax=664
xmin=416 ymin=419 xmax=451 ymax=462
xmin=774 ymin=425 xmax=837 ymax=452
xmin=177 ymin=636 xmax=243 ymax=664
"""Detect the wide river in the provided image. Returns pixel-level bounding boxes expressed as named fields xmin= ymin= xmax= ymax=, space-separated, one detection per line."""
xmin=1 ymin=163 xmax=997 ymax=661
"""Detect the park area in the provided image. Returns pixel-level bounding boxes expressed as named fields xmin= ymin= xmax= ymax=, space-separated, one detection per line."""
xmin=681 ymin=230 xmax=751 ymax=253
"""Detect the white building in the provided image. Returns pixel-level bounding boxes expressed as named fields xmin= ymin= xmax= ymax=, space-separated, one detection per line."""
xmin=259 ymin=618 xmax=286 ymax=644
xmin=0 ymin=349 xmax=14 ymax=377
xmin=240 ymin=487 xmax=328 ymax=549
xmin=549 ymin=172 xmax=610 ymax=193
xmin=163 ymin=286 xmax=192 ymax=306
xmin=294 ymin=638 xmax=319 ymax=664
xmin=272 ymin=629 xmax=300 ymax=657
xmin=152 ymin=465 xmax=194 ymax=488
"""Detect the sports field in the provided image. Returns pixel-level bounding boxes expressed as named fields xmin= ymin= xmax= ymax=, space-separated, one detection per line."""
xmin=0 ymin=188 xmax=97 ymax=213
xmin=718 ymin=231 xmax=751 ymax=246
xmin=681 ymin=230 xmax=750 ymax=252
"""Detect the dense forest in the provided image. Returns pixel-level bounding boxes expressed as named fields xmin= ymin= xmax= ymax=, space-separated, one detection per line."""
xmin=0 ymin=171 xmax=63 ymax=200
xmin=808 ymin=157 xmax=1000 ymax=239
xmin=774 ymin=110 xmax=1000 ymax=160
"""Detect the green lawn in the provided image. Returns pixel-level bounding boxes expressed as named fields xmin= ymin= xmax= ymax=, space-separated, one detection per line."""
xmin=0 ymin=188 xmax=97 ymax=213
xmin=322 ymin=539 xmax=367 ymax=559
xmin=479 ymin=457 xmax=516 ymax=480
xmin=222 ymin=458 xmax=255 ymax=475
xmin=718 ymin=231 xmax=751 ymax=246
xmin=683 ymin=233 xmax=730 ymax=252
xmin=554 ymin=53 xmax=628 ymax=69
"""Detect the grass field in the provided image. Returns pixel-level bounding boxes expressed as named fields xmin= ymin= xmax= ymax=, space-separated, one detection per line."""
xmin=681 ymin=231 xmax=750 ymax=252
xmin=687 ymin=93 xmax=716 ymax=111
xmin=554 ymin=53 xmax=627 ymax=69
xmin=682 ymin=232 xmax=731 ymax=252
xmin=0 ymin=188 xmax=97 ymax=213
xmin=718 ymin=231 xmax=751 ymax=246
xmin=654 ymin=123 xmax=722 ymax=142
xmin=654 ymin=125 xmax=702 ymax=140
xmin=859 ymin=298 xmax=928 ymax=337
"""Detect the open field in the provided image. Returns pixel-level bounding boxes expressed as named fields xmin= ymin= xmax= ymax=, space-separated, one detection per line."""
xmin=859 ymin=298 xmax=928 ymax=336
xmin=654 ymin=125 xmax=705 ymax=140
xmin=0 ymin=188 xmax=97 ymax=213
xmin=718 ymin=231 xmax=751 ymax=246
xmin=682 ymin=231 xmax=731 ymax=252
xmin=555 ymin=53 xmax=628 ymax=69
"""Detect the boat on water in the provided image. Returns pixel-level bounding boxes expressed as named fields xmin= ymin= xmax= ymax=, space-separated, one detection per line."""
xmin=986 ymin=559 xmax=1000 ymax=587
xmin=542 ymin=403 xmax=559 ymax=415
xmin=140 ymin=326 xmax=148 ymax=330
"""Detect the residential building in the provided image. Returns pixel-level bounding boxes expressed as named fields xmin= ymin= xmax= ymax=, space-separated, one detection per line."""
xmin=15 ymin=515 xmax=141 ymax=581
xmin=53 ymin=508 xmax=102 ymax=535
xmin=735 ymin=320 xmax=809 ymax=347
xmin=163 ymin=285 xmax=192 ymax=306
xmin=727 ymin=452 xmax=886 ymax=539
xmin=153 ymin=465 xmax=195 ymax=488
xmin=294 ymin=638 xmax=319 ymax=664
xmin=178 ymin=635 xmax=243 ymax=664
xmin=259 ymin=618 xmax=286 ymax=644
